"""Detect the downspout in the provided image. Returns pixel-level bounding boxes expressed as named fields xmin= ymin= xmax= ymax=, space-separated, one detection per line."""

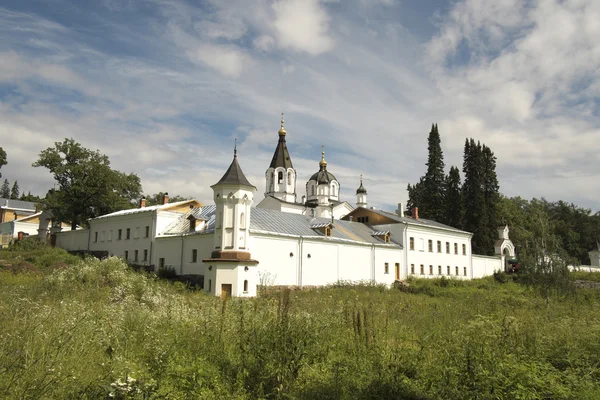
xmin=371 ymin=244 xmax=375 ymax=283
xmin=298 ymin=236 xmax=304 ymax=288
xmin=180 ymin=235 xmax=184 ymax=275
xmin=150 ymin=210 xmax=157 ymax=269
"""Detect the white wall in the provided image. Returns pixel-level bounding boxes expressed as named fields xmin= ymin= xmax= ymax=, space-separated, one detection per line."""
xmin=250 ymin=233 xmax=403 ymax=288
xmin=88 ymin=213 xmax=154 ymax=265
xmin=404 ymin=225 xmax=471 ymax=280
xmin=472 ymin=255 xmax=502 ymax=278
xmin=55 ymin=229 xmax=89 ymax=251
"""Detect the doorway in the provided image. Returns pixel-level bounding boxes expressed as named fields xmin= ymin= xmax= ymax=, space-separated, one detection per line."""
xmin=221 ymin=284 xmax=232 ymax=298
xmin=395 ymin=263 xmax=400 ymax=280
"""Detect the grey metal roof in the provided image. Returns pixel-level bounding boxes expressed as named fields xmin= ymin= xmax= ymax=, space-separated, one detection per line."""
xmin=214 ymin=152 xmax=255 ymax=188
xmin=161 ymin=206 xmax=401 ymax=247
xmin=162 ymin=205 xmax=217 ymax=235
xmin=0 ymin=198 xmax=37 ymax=211
xmin=250 ymin=208 xmax=400 ymax=246
xmin=363 ymin=208 xmax=471 ymax=235
xmin=93 ymin=200 xmax=196 ymax=220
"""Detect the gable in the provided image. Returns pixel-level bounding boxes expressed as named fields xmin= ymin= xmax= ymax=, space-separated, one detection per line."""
xmin=159 ymin=200 xmax=203 ymax=214
xmin=342 ymin=208 xmax=398 ymax=225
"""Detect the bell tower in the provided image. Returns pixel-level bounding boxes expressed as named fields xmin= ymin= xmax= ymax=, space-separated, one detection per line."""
xmin=265 ymin=113 xmax=297 ymax=203
xmin=203 ymin=144 xmax=259 ymax=297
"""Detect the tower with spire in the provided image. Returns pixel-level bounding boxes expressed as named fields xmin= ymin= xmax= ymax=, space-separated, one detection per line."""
xmin=306 ymin=146 xmax=340 ymax=218
xmin=356 ymin=175 xmax=367 ymax=208
xmin=203 ymin=143 xmax=259 ymax=297
xmin=265 ymin=113 xmax=297 ymax=203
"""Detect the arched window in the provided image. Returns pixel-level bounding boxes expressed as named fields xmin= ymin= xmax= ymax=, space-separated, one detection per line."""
xmin=240 ymin=212 xmax=245 ymax=228
xmin=278 ymin=171 xmax=283 ymax=183
xmin=311 ymin=184 xmax=315 ymax=196
xmin=287 ymin=171 xmax=292 ymax=184
xmin=243 ymin=280 xmax=248 ymax=292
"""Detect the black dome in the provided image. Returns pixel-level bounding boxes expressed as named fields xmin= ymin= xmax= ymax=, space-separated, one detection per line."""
xmin=310 ymin=169 xmax=337 ymax=184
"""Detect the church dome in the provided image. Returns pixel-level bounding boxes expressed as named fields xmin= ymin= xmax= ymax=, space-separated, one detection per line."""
xmin=310 ymin=169 xmax=337 ymax=184
xmin=356 ymin=178 xmax=367 ymax=194
xmin=309 ymin=147 xmax=337 ymax=184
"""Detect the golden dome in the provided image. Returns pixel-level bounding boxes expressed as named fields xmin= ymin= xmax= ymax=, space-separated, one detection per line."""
xmin=319 ymin=145 xmax=327 ymax=168
xmin=278 ymin=112 xmax=286 ymax=136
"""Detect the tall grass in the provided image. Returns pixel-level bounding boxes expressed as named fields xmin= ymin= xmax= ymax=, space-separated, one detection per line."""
xmin=1 ymin=247 xmax=600 ymax=399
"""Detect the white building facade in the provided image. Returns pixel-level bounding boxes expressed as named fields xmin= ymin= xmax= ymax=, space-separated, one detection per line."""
xmin=54 ymin=118 xmax=516 ymax=296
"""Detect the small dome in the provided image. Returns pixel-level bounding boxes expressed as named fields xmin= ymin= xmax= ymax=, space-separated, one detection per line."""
xmin=356 ymin=175 xmax=367 ymax=194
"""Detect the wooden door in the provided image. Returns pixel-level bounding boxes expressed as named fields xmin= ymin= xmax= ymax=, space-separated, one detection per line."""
xmin=221 ymin=284 xmax=232 ymax=298
xmin=395 ymin=263 xmax=400 ymax=280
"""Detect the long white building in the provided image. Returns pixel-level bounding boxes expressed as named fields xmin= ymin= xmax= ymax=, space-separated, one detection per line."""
xmin=55 ymin=117 xmax=515 ymax=297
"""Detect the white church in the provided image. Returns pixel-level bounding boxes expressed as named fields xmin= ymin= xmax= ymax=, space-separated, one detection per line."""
xmin=55 ymin=116 xmax=516 ymax=297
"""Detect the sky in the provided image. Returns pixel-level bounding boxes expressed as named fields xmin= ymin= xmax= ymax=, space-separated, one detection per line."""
xmin=0 ymin=0 xmax=599 ymax=213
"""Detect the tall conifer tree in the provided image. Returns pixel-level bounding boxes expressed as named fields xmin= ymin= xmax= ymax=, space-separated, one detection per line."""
xmin=0 ymin=179 xmax=9 ymax=198
xmin=420 ymin=124 xmax=446 ymax=220
xmin=462 ymin=139 xmax=487 ymax=253
xmin=10 ymin=181 xmax=19 ymax=200
xmin=444 ymin=166 xmax=463 ymax=228
xmin=481 ymin=145 xmax=500 ymax=255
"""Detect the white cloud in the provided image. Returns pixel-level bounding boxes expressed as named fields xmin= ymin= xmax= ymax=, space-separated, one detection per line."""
xmin=186 ymin=43 xmax=252 ymax=78
xmin=272 ymin=0 xmax=334 ymax=55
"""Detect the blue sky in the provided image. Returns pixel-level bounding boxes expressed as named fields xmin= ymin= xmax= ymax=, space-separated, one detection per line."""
xmin=1 ymin=0 xmax=599 ymax=212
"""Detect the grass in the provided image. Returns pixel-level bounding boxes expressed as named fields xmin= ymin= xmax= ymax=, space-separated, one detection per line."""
xmin=1 ymin=243 xmax=600 ymax=399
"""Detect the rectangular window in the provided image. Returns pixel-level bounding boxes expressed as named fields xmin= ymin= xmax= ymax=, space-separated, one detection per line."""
xmin=384 ymin=263 xmax=389 ymax=274
xmin=428 ymin=240 xmax=433 ymax=252
xmin=455 ymin=266 xmax=459 ymax=276
xmin=134 ymin=250 xmax=138 ymax=262
xmin=409 ymin=237 xmax=414 ymax=250
xmin=411 ymin=264 xmax=415 ymax=274
xmin=395 ymin=263 xmax=400 ymax=280
xmin=438 ymin=265 xmax=442 ymax=275
xmin=126 ymin=228 xmax=131 ymax=240
xmin=118 ymin=229 xmax=122 ymax=240
xmin=463 ymin=266 xmax=467 ymax=276
xmin=420 ymin=264 xmax=424 ymax=275
xmin=447 ymin=265 xmax=451 ymax=275
xmin=437 ymin=240 xmax=442 ymax=253
xmin=145 ymin=226 xmax=150 ymax=238
xmin=462 ymin=244 xmax=466 ymax=255
xmin=192 ymin=249 xmax=198 ymax=263
xmin=143 ymin=249 xmax=148 ymax=262
xmin=124 ymin=250 xmax=129 ymax=261
xmin=446 ymin=242 xmax=450 ymax=254
xmin=94 ymin=232 xmax=98 ymax=242
xmin=454 ymin=243 xmax=458 ymax=254
xmin=429 ymin=265 xmax=433 ymax=275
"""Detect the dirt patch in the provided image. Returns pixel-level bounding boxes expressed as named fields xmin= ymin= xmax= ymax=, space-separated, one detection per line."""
xmin=1 ymin=261 xmax=42 ymax=275
xmin=574 ymin=280 xmax=600 ymax=290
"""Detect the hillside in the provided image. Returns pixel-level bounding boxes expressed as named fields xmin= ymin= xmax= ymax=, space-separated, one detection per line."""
xmin=1 ymin=244 xmax=600 ymax=399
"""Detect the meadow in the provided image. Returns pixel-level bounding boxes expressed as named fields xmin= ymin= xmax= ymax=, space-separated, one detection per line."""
xmin=1 ymin=242 xmax=599 ymax=399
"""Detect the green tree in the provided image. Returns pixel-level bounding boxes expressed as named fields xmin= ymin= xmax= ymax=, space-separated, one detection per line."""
xmin=462 ymin=139 xmax=487 ymax=253
xmin=444 ymin=166 xmax=463 ymax=228
xmin=0 ymin=147 xmax=6 ymax=179
xmin=0 ymin=179 xmax=9 ymax=198
xmin=145 ymin=192 xmax=191 ymax=207
xmin=406 ymin=177 xmax=424 ymax=215
xmin=481 ymin=145 xmax=500 ymax=255
xmin=421 ymin=124 xmax=446 ymax=221
xmin=518 ymin=202 xmax=574 ymax=307
xmin=33 ymin=138 xmax=143 ymax=230
xmin=10 ymin=180 xmax=19 ymax=200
